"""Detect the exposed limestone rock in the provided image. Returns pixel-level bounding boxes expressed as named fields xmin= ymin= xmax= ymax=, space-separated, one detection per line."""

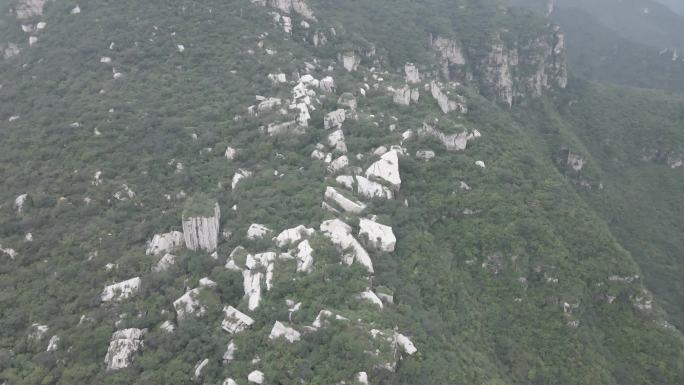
xmin=266 ymin=120 xmax=302 ymax=136
xmin=376 ymin=286 xmax=394 ymax=305
xmin=430 ymin=81 xmax=466 ymax=114
xmin=70 ymin=5 xmax=81 ymax=14
xmin=324 ymin=186 xmax=365 ymax=213
xmin=476 ymin=160 xmax=486 ymax=168
xmin=232 ymin=169 xmax=252 ymax=190
xmin=395 ymin=332 xmax=417 ymax=355
xmin=223 ymin=379 xmax=238 ymax=385
xmin=225 ymin=146 xmax=237 ymax=160
xmin=199 ymin=277 xmax=217 ymax=288
xmin=319 ymin=76 xmax=336 ymax=93
xmin=104 ymin=328 xmax=145 ymax=371
xmin=29 ymin=36 xmax=38 ymax=46
xmin=480 ymin=41 xmax=516 ymax=106
xmin=358 ymin=289 xmax=383 ymax=308
xmin=222 ymin=306 xmax=255 ymax=333
xmin=359 ymin=218 xmax=396 ymax=252
xmin=29 ymin=324 xmax=48 ymax=340
xmin=3 ymin=43 xmax=21 ymax=59
xmin=101 ymin=277 xmax=141 ymax=303
xmin=152 ymin=253 xmax=176 ymax=272
xmin=356 ymin=175 xmax=393 ymax=199
xmin=269 ymin=321 xmax=301 ymax=342
xmin=113 ymin=184 xmax=135 ymax=201
xmin=328 ymin=130 xmax=347 ymax=153
xmin=248 ymin=370 xmax=265 ymax=384
xmin=340 ymin=52 xmax=360 ymax=72
xmin=392 ymin=86 xmax=417 ymax=106
xmin=365 ymin=150 xmax=401 ymax=189
xmin=336 ymin=175 xmax=355 ymax=190
xmin=243 ymin=269 xmax=263 ymax=310
xmin=160 ymin=320 xmax=175 ymax=333
xmin=247 ymin=224 xmax=272 ymax=240
xmin=174 ymin=288 xmax=206 ymax=320
xmin=268 ymin=73 xmax=287 ymax=84
xmin=265 ymin=0 xmax=315 ymax=20
xmin=194 ymin=358 xmax=209 ymax=379
xmin=182 ymin=203 xmax=220 ymax=252
xmin=404 ymin=63 xmax=421 ymax=84
xmin=14 ymin=193 xmax=28 ymax=213
xmin=146 ymin=231 xmax=184 ymax=255
xmin=328 ymin=155 xmax=349 ymax=174
xmin=46 ymin=335 xmax=59 ymax=352
xmin=223 ymin=340 xmax=237 ymax=362
xmin=431 ymin=36 xmax=466 ymax=74
xmin=320 ymin=219 xmax=373 ymax=273
xmin=274 ymin=225 xmax=314 ymax=247
xmin=324 ymin=109 xmax=346 ymax=130
xmin=15 ymin=0 xmax=46 ymax=19
xmin=416 ymin=150 xmax=435 ymax=161
xmin=1 ymin=245 xmax=18 ymax=259
xmin=296 ymin=239 xmax=314 ymax=272
xmin=418 ymin=123 xmax=480 ymax=151
xmin=355 ymin=372 xmax=369 ymax=385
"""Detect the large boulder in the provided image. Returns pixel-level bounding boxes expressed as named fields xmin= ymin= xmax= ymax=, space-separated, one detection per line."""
xmin=324 ymin=109 xmax=346 ymax=130
xmin=173 ymin=288 xmax=206 ymax=320
xmin=359 ymin=218 xmax=396 ymax=252
xmin=269 ymin=321 xmax=301 ymax=342
xmin=320 ymin=219 xmax=373 ymax=273
xmin=104 ymin=328 xmax=145 ymax=371
xmin=365 ymin=150 xmax=401 ymax=189
xmin=222 ymin=306 xmax=255 ymax=334
xmin=430 ymin=81 xmax=466 ymax=114
xmin=101 ymin=277 xmax=141 ymax=303
xmin=274 ymin=225 xmax=315 ymax=247
xmin=355 ymin=175 xmax=393 ymax=200
xmin=324 ymin=186 xmax=366 ymax=213
xmin=404 ymin=63 xmax=421 ymax=84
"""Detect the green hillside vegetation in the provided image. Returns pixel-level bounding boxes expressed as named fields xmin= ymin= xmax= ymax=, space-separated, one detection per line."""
xmin=0 ymin=0 xmax=683 ymax=384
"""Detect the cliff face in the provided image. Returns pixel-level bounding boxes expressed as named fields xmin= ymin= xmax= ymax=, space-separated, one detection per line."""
xmin=478 ymin=28 xmax=568 ymax=106
xmin=182 ymin=203 xmax=221 ymax=252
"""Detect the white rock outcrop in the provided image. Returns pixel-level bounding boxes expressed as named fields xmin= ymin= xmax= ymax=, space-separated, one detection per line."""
xmin=182 ymin=203 xmax=220 ymax=252
xmin=160 ymin=320 xmax=175 ymax=333
xmin=416 ymin=150 xmax=435 ymax=161
xmin=225 ymin=146 xmax=238 ymax=160
xmin=418 ymin=123 xmax=480 ymax=151
xmin=15 ymin=0 xmax=46 ymax=19
xmin=296 ymin=239 xmax=314 ymax=273
xmin=14 ymin=193 xmax=28 ymax=213
xmin=358 ymin=289 xmax=384 ymax=308
xmin=340 ymin=52 xmax=360 ymax=72
xmin=222 ymin=306 xmax=255 ymax=334
xmin=319 ymin=76 xmax=336 ymax=93
xmin=320 ymin=219 xmax=373 ymax=273
xmin=393 ymin=86 xmax=411 ymax=106
xmin=3 ymin=43 xmax=21 ymax=59
xmin=247 ymin=224 xmax=272 ymax=240
xmin=268 ymin=73 xmax=287 ymax=84
xmin=395 ymin=332 xmax=417 ymax=355
xmin=430 ymin=81 xmax=466 ymax=114
xmin=431 ymin=36 xmax=466 ymax=78
xmin=152 ymin=253 xmax=176 ymax=272
xmin=223 ymin=379 xmax=238 ymax=385
xmin=405 ymin=63 xmax=421 ymax=84
xmin=328 ymin=130 xmax=347 ymax=153
xmin=101 ymin=277 xmax=141 ymax=303
xmin=475 ymin=160 xmax=486 ymax=168
xmin=336 ymin=175 xmax=355 ymax=190
xmin=223 ymin=340 xmax=237 ymax=362
xmin=359 ymin=218 xmax=396 ymax=252
xmin=327 ymin=155 xmax=349 ymax=174
xmin=173 ymin=288 xmax=206 ymax=320
xmin=248 ymin=370 xmax=265 ymax=384
xmin=355 ymin=175 xmax=393 ymax=200
xmin=232 ymin=169 xmax=253 ymax=189
xmin=46 ymin=335 xmax=59 ymax=352
xmin=274 ymin=225 xmax=314 ymax=247
xmin=269 ymin=321 xmax=301 ymax=342
xmin=29 ymin=324 xmax=48 ymax=340
xmin=243 ymin=270 xmax=263 ymax=310
xmin=194 ymin=358 xmax=209 ymax=378
xmin=365 ymin=150 xmax=401 ymax=189
xmin=104 ymin=328 xmax=145 ymax=371
xmin=324 ymin=186 xmax=365 ymax=213
xmin=357 ymin=372 xmax=369 ymax=385
xmin=324 ymin=109 xmax=346 ymax=130
xmin=146 ymin=231 xmax=184 ymax=255
xmin=265 ymin=0 xmax=315 ymax=19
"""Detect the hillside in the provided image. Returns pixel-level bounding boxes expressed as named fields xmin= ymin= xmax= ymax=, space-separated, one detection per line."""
xmin=1 ymin=0 xmax=684 ymax=384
